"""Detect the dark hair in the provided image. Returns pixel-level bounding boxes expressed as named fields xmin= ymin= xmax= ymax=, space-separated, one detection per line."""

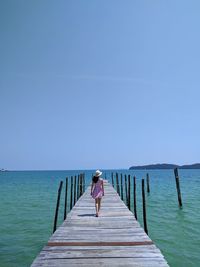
xmin=92 ymin=176 xmax=99 ymax=183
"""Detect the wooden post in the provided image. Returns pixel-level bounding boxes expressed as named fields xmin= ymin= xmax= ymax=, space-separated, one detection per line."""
xmin=133 ymin=176 xmax=137 ymax=220
xmin=79 ymin=174 xmax=81 ymax=197
xmin=111 ymin=172 xmax=114 ymax=187
xmin=146 ymin=173 xmax=150 ymax=194
xmin=174 ymin=168 xmax=183 ymax=207
xmin=128 ymin=175 xmax=131 ymax=210
xmin=64 ymin=177 xmax=68 ymax=220
xmin=82 ymin=173 xmax=83 ymax=195
xmin=53 ymin=181 xmax=63 ymax=233
xmin=116 ymin=173 xmax=120 ymax=195
xmin=80 ymin=174 xmax=83 ymax=196
xmin=142 ymin=179 xmax=148 ymax=235
xmin=83 ymin=173 xmax=85 ymax=193
xmin=77 ymin=175 xmax=80 ymax=199
xmin=74 ymin=175 xmax=76 ymax=206
xmin=70 ymin=176 xmax=73 ymax=210
xmin=82 ymin=173 xmax=84 ymax=195
xmin=125 ymin=175 xmax=128 ymax=206
xmin=120 ymin=173 xmax=123 ymax=201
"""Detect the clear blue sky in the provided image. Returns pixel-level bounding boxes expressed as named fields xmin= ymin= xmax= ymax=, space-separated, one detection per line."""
xmin=1 ymin=1 xmax=200 ymax=170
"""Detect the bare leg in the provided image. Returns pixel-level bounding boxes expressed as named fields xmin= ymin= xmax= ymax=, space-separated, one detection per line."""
xmin=95 ymin=199 xmax=98 ymax=216
xmin=98 ymin=198 xmax=102 ymax=212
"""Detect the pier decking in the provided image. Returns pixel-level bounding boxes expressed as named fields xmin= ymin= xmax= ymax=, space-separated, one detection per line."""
xmin=31 ymin=181 xmax=169 ymax=266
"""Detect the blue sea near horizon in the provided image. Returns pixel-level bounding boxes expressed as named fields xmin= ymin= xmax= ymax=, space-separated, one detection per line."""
xmin=0 ymin=169 xmax=200 ymax=267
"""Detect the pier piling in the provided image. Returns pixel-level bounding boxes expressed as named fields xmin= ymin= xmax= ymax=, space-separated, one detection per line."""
xmin=53 ymin=181 xmax=63 ymax=233
xmin=77 ymin=175 xmax=80 ymax=199
xmin=174 ymin=168 xmax=183 ymax=208
xmin=142 ymin=179 xmax=148 ymax=235
xmin=64 ymin=177 xmax=68 ymax=220
xmin=116 ymin=173 xmax=120 ymax=195
xmin=125 ymin=174 xmax=128 ymax=206
xmin=133 ymin=176 xmax=137 ymax=220
xmin=120 ymin=173 xmax=123 ymax=201
xmin=146 ymin=173 xmax=150 ymax=194
xmin=128 ymin=174 xmax=131 ymax=210
xmin=111 ymin=172 xmax=114 ymax=187
xmin=70 ymin=176 xmax=73 ymax=210
xmin=74 ymin=175 xmax=76 ymax=206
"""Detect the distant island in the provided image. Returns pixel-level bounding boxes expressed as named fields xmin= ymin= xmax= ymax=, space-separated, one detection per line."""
xmin=129 ymin=163 xmax=200 ymax=170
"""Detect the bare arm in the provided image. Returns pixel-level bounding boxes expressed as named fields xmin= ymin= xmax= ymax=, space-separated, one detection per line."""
xmin=102 ymin=180 xmax=104 ymax=196
xmin=91 ymin=181 xmax=94 ymax=195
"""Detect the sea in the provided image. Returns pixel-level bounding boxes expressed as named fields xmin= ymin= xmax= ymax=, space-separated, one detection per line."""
xmin=0 ymin=169 xmax=199 ymax=267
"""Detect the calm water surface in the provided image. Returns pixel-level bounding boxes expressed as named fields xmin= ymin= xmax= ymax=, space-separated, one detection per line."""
xmin=0 ymin=169 xmax=199 ymax=267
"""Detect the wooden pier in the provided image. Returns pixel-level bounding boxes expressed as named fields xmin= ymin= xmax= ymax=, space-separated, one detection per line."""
xmin=31 ymin=180 xmax=169 ymax=267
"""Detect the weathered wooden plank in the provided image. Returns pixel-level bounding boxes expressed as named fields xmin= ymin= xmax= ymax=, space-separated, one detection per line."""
xmin=42 ymin=244 xmax=161 ymax=251
xmin=38 ymin=248 xmax=165 ymax=259
xmin=48 ymin=237 xmax=152 ymax=243
xmin=52 ymin=228 xmax=144 ymax=234
xmin=31 ymin=258 xmax=169 ymax=267
xmin=47 ymin=241 xmax=154 ymax=246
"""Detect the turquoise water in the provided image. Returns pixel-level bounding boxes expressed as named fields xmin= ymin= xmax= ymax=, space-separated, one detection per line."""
xmin=0 ymin=170 xmax=199 ymax=267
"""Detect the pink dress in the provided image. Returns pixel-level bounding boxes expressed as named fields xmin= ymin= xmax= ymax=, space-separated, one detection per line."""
xmin=92 ymin=179 xmax=104 ymax=199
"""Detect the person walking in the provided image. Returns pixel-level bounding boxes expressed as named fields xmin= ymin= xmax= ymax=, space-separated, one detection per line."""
xmin=91 ymin=170 xmax=104 ymax=217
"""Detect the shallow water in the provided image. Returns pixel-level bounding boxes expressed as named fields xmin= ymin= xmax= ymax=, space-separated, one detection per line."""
xmin=0 ymin=169 xmax=199 ymax=267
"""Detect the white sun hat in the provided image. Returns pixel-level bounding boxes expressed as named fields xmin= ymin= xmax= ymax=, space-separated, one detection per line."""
xmin=95 ymin=170 xmax=102 ymax=177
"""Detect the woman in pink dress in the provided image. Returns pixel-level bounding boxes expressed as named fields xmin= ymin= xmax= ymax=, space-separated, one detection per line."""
xmin=91 ymin=170 xmax=104 ymax=217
